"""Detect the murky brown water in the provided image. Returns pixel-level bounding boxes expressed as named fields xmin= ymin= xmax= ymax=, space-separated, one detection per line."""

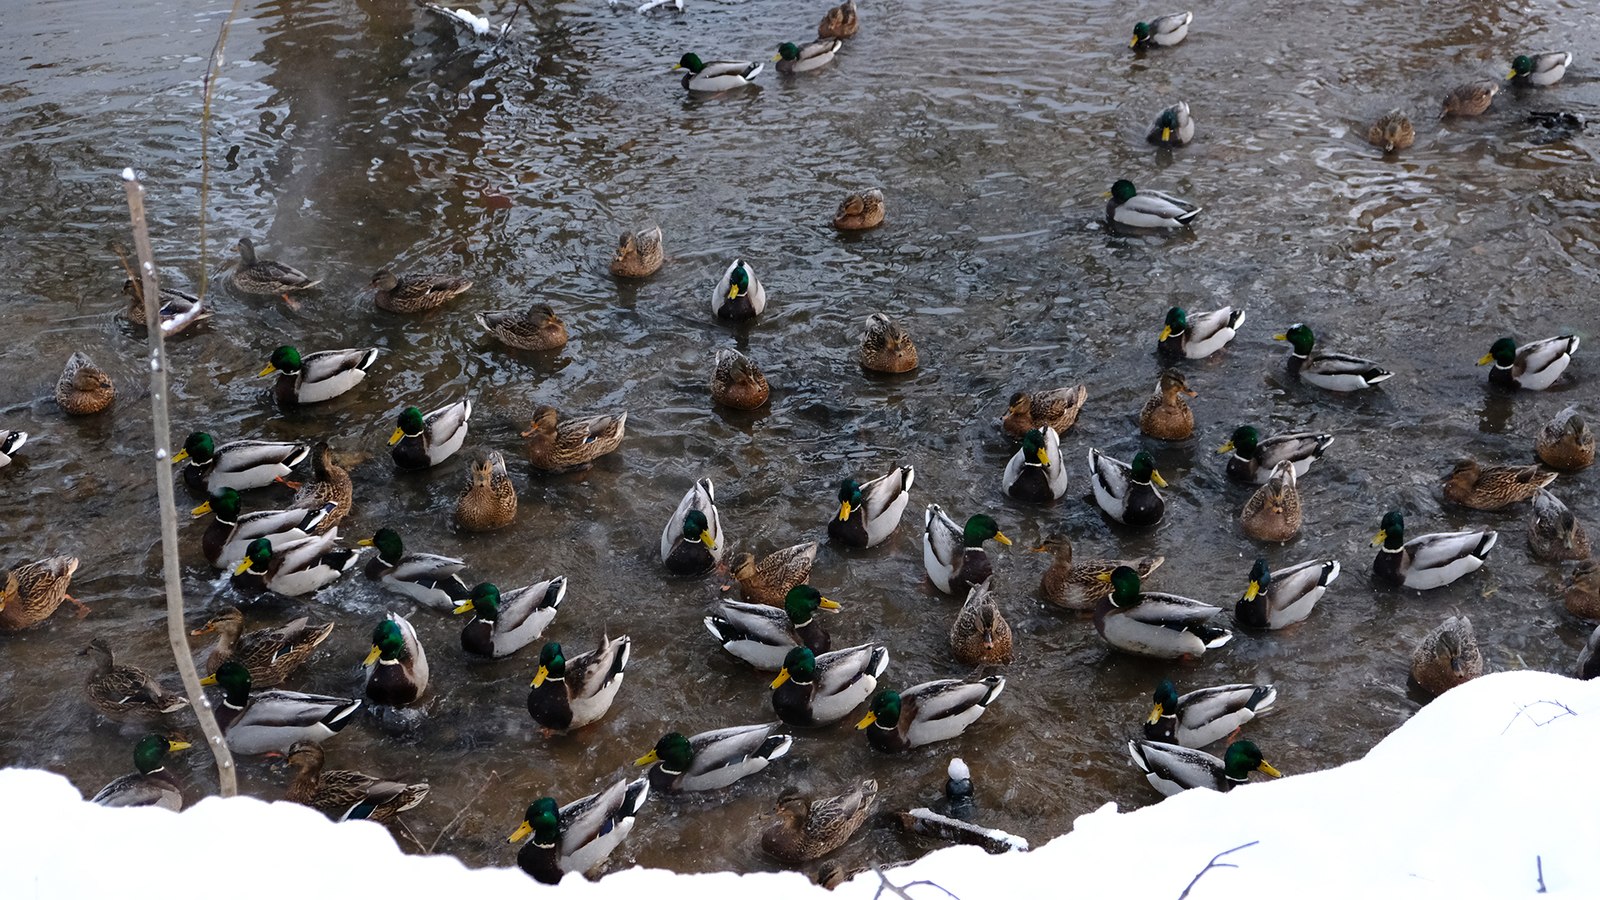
xmin=2 ymin=0 xmax=1597 ymax=880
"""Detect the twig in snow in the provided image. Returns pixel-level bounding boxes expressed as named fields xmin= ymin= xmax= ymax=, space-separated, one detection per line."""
xmin=1537 ymin=855 xmax=1546 ymax=893
xmin=1176 ymin=840 xmax=1259 ymax=900
xmin=1500 ymin=699 xmax=1578 ymax=735
xmin=871 ymin=866 xmax=962 ymax=900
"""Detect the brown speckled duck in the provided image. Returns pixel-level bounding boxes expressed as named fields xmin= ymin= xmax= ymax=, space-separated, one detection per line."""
xmin=733 ymin=542 xmax=818 ymax=608
xmin=294 ymin=443 xmax=352 ymax=533
xmin=284 ymin=740 xmax=430 ymax=823
xmin=833 ymin=189 xmax=884 ymax=230
xmin=190 ymin=606 xmax=334 ymax=689
xmin=1441 ymin=459 xmax=1555 ymax=510
xmin=760 ymin=779 xmax=877 ymax=863
xmin=1441 ymin=81 xmax=1498 ymax=117
xmin=56 ymin=351 xmax=115 ymax=416
xmin=0 ymin=554 xmax=82 ymax=631
xmin=1566 ymin=561 xmax=1600 ymax=621
xmin=454 ymin=450 xmax=516 ymax=532
xmin=816 ymin=0 xmax=858 ymax=40
xmin=1367 ymin=110 xmax=1415 ymax=152
xmin=1535 ymin=407 xmax=1594 ymax=471
xmin=1002 ymin=385 xmax=1087 ymax=440
xmin=1139 ymin=369 xmax=1197 ymax=441
xmin=610 ymin=226 xmax=663 ymax=278
xmin=1241 ymin=460 xmax=1302 ymax=543
xmin=860 ymin=313 xmax=918 ymax=373
xmin=83 ymin=638 xmax=188 ymax=722
xmin=711 ymin=349 xmax=771 ymax=410
xmin=523 ymin=405 xmax=627 ymax=472
xmin=230 ymin=238 xmax=320 ymax=306
xmin=370 ymin=269 xmax=472 ymax=313
xmin=949 ymin=578 xmax=1012 ymax=665
xmin=1410 ymin=615 xmax=1483 ymax=697
xmin=1528 ymin=489 xmax=1590 ymax=562
xmin=1034 ymin=534 xmax=1163 ymax=612
xmin=477 ymin=303 xmax=569 ymax=352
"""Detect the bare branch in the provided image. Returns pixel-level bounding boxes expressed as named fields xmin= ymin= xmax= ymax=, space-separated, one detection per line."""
xmin=1537 ymin=855 xmax=1547 ymax=893
xmin=196 ymin=0 xmax=244 ymax=301
xmin=870 ymin=867 xmax=962 ymax=900
xmin=1177 ymin=840 xmax=1259 ymax=900
xmin=428 ymin=770 xmax=500 ymax=854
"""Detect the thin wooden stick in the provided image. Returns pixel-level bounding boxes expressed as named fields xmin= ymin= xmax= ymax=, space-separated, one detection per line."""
xmin=196 ymin=0 xmax=244 ymax=299
xmin=429 ymin=770 xmax=500 ymax=854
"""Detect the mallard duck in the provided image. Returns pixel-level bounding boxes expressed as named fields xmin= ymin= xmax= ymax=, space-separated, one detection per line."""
xmin=675 ymin=54 xmax=763 ymax=92
xmin=1144 ymin=680 xmax=1276 ymax=749
xmin=1273 ymin=323 xmax=1392 ymax=391
xmin=527 ymin=634 xmax=631 ymax=732
xmin=1478 ymin=335 xmax=1579 ymax=390
xmin=1034 ymin=534 xmax=1163 ymax=612
xmin=834 ymin=189 xmax=884 ymax=231
xmin=1158 ymin=306 xmax=1243 ymax=359
xmin=455 ymin=450 xmax=516 ymax=532
xmin=1509 ymin=51 xmax=1572 ymax=86
xmin=1130 ymin=11 xmax=1191 ymax=48
xmin=923 ymin=505 xmax=1012 ymax=595
xmin=56 ymin=351 xmax=115 ymax=415
xmin=816 ymin=0 xmax=858 ymax=39
xmin=370 ymin=269 xmax=471 ymax=314
xmin=770 ymin=643 xmax=889 ymax=728
xmin=1367 ymin=109 xmax=1415 ymax=152
xmin=172 ymin=432 xmax=310 ymax=494
xmin=454 ymin=578 xmax=565 ymax=659
xmin=1536 ymin=406 xmax=1594 ymax=471
xmin=711 ymin=349 xmax=770 ymax=410
xmin=711 ymin=258 xmax=767 ymax=319
xmin=1095 ymin=566 xmax=1231 ymax=660
xmin=230 ymin=238 xmax=320 ymax=306
xmin=636 ymin=723 xmax=793 ymax=793
xmin=1218 ymin=425 xmax=1333 ymax=484
xmin=82 ymin=638 xmax=188 ymax=722
xmin=388 ymin=398 xmax=472 ymax=469
xmin=830 ymin=466 xmax=913 ymax=549
xmin=950 ymin=579 xmax=1011 ymax=665
xmin=1128 ymin=739 xmax=1281 ymax=796
xmin=190 ymin=606 xmax=334 ymax=688
xmin=1371 ymin=510 xmax=1497 ymax=590
xmin=1140 ymin=370 xmax=1198 ymax=441
xmin=284 ymin=740 xmax=429 ymax=823
xmin=0 ymin=427 xmax=26 ymax=469
xmin=1001 ymin=385 xmax=1086 ymax=439
xmin=775 ymin=39 xmax=841 ymax=74
xmin=1411 ymin=615 xmax=1483 ymax=697
xmin=292 ymin=442 xmax=352 ymax=533
xmin=1528 ymin=489 xmax=1590 ymax=562
xmin=477 ymin=303 xmax=569 ymax=351
xmin=1567 ymin=560 xmax=1600 ymax=621
xmin=610 ymin=226 xmax=663 ymax=278
xmin=508 ymin=778 xmax=649 ymax=885
xmin=858 ymin=677 xmax=1006 ymax=752
xmin=1105 ymin=179 xmax=1200 ymax=229
xmin=1441 ymin=81 xmax=1499 ymax=117
xmin=1235 ymin=557 xmax=1338 ymax=630
xmin=361 ymin=613 xmax=429 ymax=707
xmin=1147 ymin=101 xmax=1194 ymax=147
xmin=1003 ymin=427 xmax=1068 ymax=502
xmin=258 ymin=345 xmax=379 ymax=407
xmin=1088 ymin=448 xmax=1166 ymax=527
xmin=732 ymin=542 xmax=818 ymax=606
xmin=860 ymin=313 xmax=918 ymax=372
xmin=1577 ymin=623 xmax=1600 ymax=680
xmin=1441 ymin=459 xmax=1555 ymax=510
xmin=661 ymin=478 xmax=724 ymax=576
xmin=0 ymin=554 xmax=81 ymax=631
xmin=204 ymin=660 xmax=362 ymax=756
xmin=121 ymin=277 xmax=210 ymax=334
xmin=761 ymin=779 xmax=877 ymax=864
xmin=1241 ymin=460 xmax=1301 ymax=542
xmin=90 ymin=735 xmax=191 ymax=810
xmin=705 ymin=585 xmax=839 ymax=670
xmin=360 ymin=527 xmax=470 ymax=612
xmin=232 ymin=533 xmax=360 ymax=598
xmin=523 ymin=405 xmax=627 ymax=472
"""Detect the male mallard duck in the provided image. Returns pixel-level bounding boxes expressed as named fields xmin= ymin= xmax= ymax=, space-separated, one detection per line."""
xmin=1478 ymin=335 xmax=1579 ymax=390
xmin=232 ymin=533 xmax=360 ymax=598
xmin=172 ymin=432 xmax=309 ymax=494
xmin=1273 ymin=323 xmax=1392 ymax=391
xmin=56 ymin=351 xmax=115 ymax=416
xmin=1095 ymin=566 xmax=1231 ymax=660
xmin=508 ymin=778 xmax=649 ymax=885
xmin=1003 ymin=427 xmax=1068 ymax=502
xmin=90 ymin=735 xmax=191 ymax=810
xmin=1241 ymin=460 xmax=1301 ymax=542
xmin=82 ymin=639 xmax=188 ymax=722
xmin=454 ymin=578 xmax=565 ymax=659
xmin=661 ymin=478 xmax=724 ymax=576
xmin=1143 ymin=680 xmax=1276 ymax=749
xmin=527 ymin=634 xmax=631 ymax=732
xmin=360 ymin=527 xmax=470 ymax=612
xmin=1367 ymin=109 xmax=1415 ymax=152
xmin=258 ymin=345 xmax=379 ymax=407
xmin=761 ymin=779 xmax=877 ymax=864
xmin=1441 ymin=81 xmax=1499 ymax=117
xmin=1566 ymin=560 xmax=1600 ymax=621
xmin=121 ymin=277 xmax=210 ymax=334
xmin=834 ymin=189 xmax=885 ymax=231
xmin=455 ymin=450 xmax=516 ymax=532
xmin=858 ymin=677 xmax=1006 ymax=752
xmin=1105 ymin=179 xmax=1200 ymax=229
xmin=1410 ymin=615 xmax=1483 ymax=697
xmin=770 ymin=643 xmax=889 ymax=728
xmin=362 ymin=613 xmax=430 ymax=707
xmin=284 ymin=740 xmax=429 ymax=823
xmin=817 ymin=0 xmax=858 ymax=39
xmin=1509 ymin=51 xmax=1572 ymax=86
xmin=1130 ymin=11 xmax=1191 ymax=48
xmin=1139 ymin=370 xmax=1197 ymax=441
xmin=1441 ymin=459 xmax=1555 ymax=510
xmin=1535 ymin=406 xmax=1594 ymax=471
xmin=1088 ymin=448 xmax=1166 ymax=527
xmin=1147 ymin=101 xmax=1194 ymax=147
xmin=190 ymin=606 xmax=334 ymax=688
xmin=1033 ymin=534 xmax=1163 ymax=612
xmin=1235 ymin=557 xmax=1338 ymax=630
xmin=830 ymin=465 xmax=914 ymax=548
xmin=1001 ymin=385 xmax=1087 ymax=439
xmin=293 ymin=442 xmax=352 ymax=533
xmin=711 ymin=258 xmax=767 ymax=320
xmin=388 ymin=398 xmax=472 ymax=469
xmin=476 ymin=303 xmax=569 ymax=351
xmin=1577 ymin=624 xmax=1600 ymax=680
xmin=1218 ymin=425 xmax=1333 ymax=484
xmin=370 ymin=270 xmax=471 ymax=314
xmin=0 ymin=554 xmax=81 ymax=631
xmin=732 ymin=542 xmax=818 ymax=607
xmin=204 ymin=660 xmax=361 ymax=756
xmin=637 ymin=723 xmax=793 ymax=793
xmin=1158 ymin=306 xmax=1242 ymax=359
xmin=230 ymin=237 xmax=320 ymax=306
xmin=0 ymin=428 xmax=26 ymax=469
xmin=1128 ymin=739 xmax=1280 ymax=796
xmin=949 ymin=579 xmax=1012 ymax=665
xmin=675 ymin=54 xmax=763 ymax=92
xmin=706 ymin=586 xmax=839 ymax=670
xmin=523 ymin=405 xmax=627 ymax=472
xmin=1371 ymin=510 xmax=1497 ymax=590
xmin=610 ymin=226 xmax=663 ymax=278
xmin=923 ymin=505 xmax=1012 ymax=595
xmin=775 ymin=39 xmax=841 ymax=74
xmin=711 ymin=349 xmax=770 ymax=410
xmin=860 ymin=313 xmax=918 ymax=373
xmin=1528 ymin=489 xmax=1590 ymax=562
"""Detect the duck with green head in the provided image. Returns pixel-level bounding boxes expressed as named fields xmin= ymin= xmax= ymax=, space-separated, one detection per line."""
xmin=710 ymin=258 xmax=767 ymax=320
xmin=922 ymin=505 xmax=1011 ymax=595
xmin=202 ymin=659 xmax=362 ymax=756
xmin=774 ymin=39 xmax=841 ymax=74
xmin=454 ymin=578 xmax=565 ymax=659
xmin=1094 ymin=565 xmax=1231 ymax=659
xmin=508 ymin=778 xmax=650 ymax=884
xmin=1088 ymin=448 xmax=1166 ymax=527
xmin=1509 ymin=51 xmax=1571 ymax=86
xmin=1105 ymin=179 xmax=1200 ymax=229
xmin=674 ymin=53 xmax=764 ymax=92
xmin=1143 ymin=679 xmax=1276 ymax=749
xmin=361 ymin=613 xmax=430 ymax=707
xmin=1477 ymin=334 xmax=1579 ymax=391
xmin=1217 ymin=425 xmax=1333 ymax=484
xmin=636 ymin=723 xmax=793 ymax=793
xmin=388 ymin=397 xmax=472 ymax=469
xmin=172 ymin=431 xmax=310 ymax=494
xmin=90 ymin=734 xmax=192 ymax=810
xmin=1273 ymin=323 xmax=1392 ymax=391
xmin=1146 ymin=101 xmax=1194 ymax=146
xmin=258 ymin=345 xmax=379 ymax=407
xmin=857 ymin=676 xmax=1006 ymax=753
xmin=359 ymin=527 xmax=471 ymax=612
xmin=194 ymin=486 xmax=332 ymax=570
xmin=661 ymin=478 xmax=724 ymax=576
xmin=1130 ymin=11 xmax=1191 ymax=48
xmin=1129 ymin=738 xmax=1281 ymax=795
xmin=527 ymin=634 xmax=631 ymax=732
xmin=1235 ymin=557 xmax=1339 ymax=630
xmin=1371 ymin=510 xmax=1497 ymax=590
xmin=828 ymin=465 xmax=914 ymax=548
xmin=1158 ymin=305 xmax=1243 ymax=359
xmin=231 ymin=533 xmax=358 ymax=598
xmin=770 ymin=643 xmax=889 ymax=728
xmin=705 ymin=585 xmax=840 ymax=670
xmin=1003 ymin=427 xmax=1068 ymax=502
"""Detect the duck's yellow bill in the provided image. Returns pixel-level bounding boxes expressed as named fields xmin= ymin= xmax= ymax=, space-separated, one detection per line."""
xmin=670 ymin=64 xmax=683 ymax=71
xmin=531 ymin=665 xmax=549 ymax=688
xmin=1150 ymin=471 xmax=1169 ymax=488
xmin=1271 ymin=333 xmax=1288 ymax=341
xmin=1036 ymin=450 xmax=1050 ymax=466
xmin=838 ymin=500 xmax=852 ymax=521
xmin=1476 ymin=353 xmax=1494 ymax=366
xmin=1371 ymin=529 xmax=1387 ymax=546
xmin=818 ymin=597 xmax=841 ymax=611
xmin=191 ymin=501 xmax=212 ymax=517
xmin=771 ymin=53 xmax=782 ymax=61
xmin=1161 ymin=126 xmax=1172 ymax=142
xmin=170 ymin=450 xmax=190 ymax=464
xmin=855 ymin=711 xmax=877 ymax=730
xmin=452 ymin=600 xmax=475 ymax=615
xmin=770 ymin=669 xmax=791 ymax=689
xmin=700 ymin=530 xmax=717 ymax=550
xmin=1244 ymin=580 xmax=1261 ymax=601
xmin=993 ymin=532 xmax=1013 ymax=546
xmin=388 ymin=427 xmax=405 ymax=446
xmin=362 ymin=645 xmax=382 ymax=666
xmin=1146 ymin=703 xmax=1163 ymax=725
xmin=1216 ymin=440 xmax=1235 ymax=455
xmin=198 ymin=674 xmax=218 ymax=686
xmin=1258 ymin=761 xmax=1283 ymax=778
xmin=233 ymin=559 xmax=252 ymax=576
xmin=168 ymin=740 xmax=193 ymax=751
xmin=357 ymin=538 xmax=374 ymax=547
xmin=1506 ymin=69 xmax=1517 ymax=80
xmin=635 ymin=750 xmax=659 ymax=766
xmin=1129 ymin=36 xmax=1139 ymax=48
xmin=727 ymin=284 xmax=741 ymax=300
xmin=257 ymin=364 xmax=277 ymax=377
xmin=508 ymin=821 xmax=533 ymax=843
xmin=1159 ymin=325 xmax=1173 ymax=341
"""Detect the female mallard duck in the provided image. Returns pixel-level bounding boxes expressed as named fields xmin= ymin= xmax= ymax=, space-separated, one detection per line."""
xmin=284 ymin=740 xmax=429 ymax=823
xmin=923 ymin=505 xmax=1012 ymax=595
xmin=949 ymin=578 xmax=1011 ymax=664
xmin=121 ymin=277 xmax=210 ymax=334
xmin=711 ymin=258 xmax=767 ymax=319
xmin=1128 ymin=738 xmax=1281 ymax=796
xmin=0 ymin=554 xmax=82 ymax=631
xmin=90 ymin=735 xmax=191 ymax=810
xmin=233 ymin=533 xmax=360 ymax=598
xmin=1509 ymin=51 xmax=1572 ymax=86
xmin=1034 ymin=534 xmax=1163 ymax=612
xmin=82 ymin=639 xmax=188 ymax=722
xmin=362 ymin=613 xmax=429 ymax=707
xmin=454 ymin=578 xmax=565 ymax=659
xmin=830 ymin=465 xmax=914 ymax=548
xmin=732 ymin=541 xmax=818 ymax=607
xmin=1147 ymin=101 xmax=1194 ymax=147
xmin=1536 ymin=406 xmax=1594 ymax=471
xmin=1144 ymin=680 xmax=1276 ymax=749
xmin=1478 ymin=335 xmax=1579 ymax=390
xmin=1371 ymin=510 xmax=1497 ymax=590
xmin=1003 ymin=427 xmax=1069 ymax=502
xmin=770 ymin=643 xmax=889 ymax=728
xmin=1130 ymin=10 xmax=1191 ymax=48
xmin=56 ymin=351 xmax=115 ymax=415
xmin=231 ymin=238 xmax=320 ymax=306
xmin=637 ymin=723 xmax=793 ymax=793
xmin=1001 ymin=385 xmax=1087 ymax=439
xmin=1235 ymin=556 xmax=1338 ymax=630
xmin=1158 ymin=306 xmax=1243 ymax=359
xmin=705 ymin=585 xmax=839 ymax=670
xmin=858 ymin=676 xmax=1006 ymax=753
xmin=1139 ymin=370 xmax=1198 ymax=441
xmin=775 ymin=39 xmax=841 ymax=74
xmin=388 ymin=398 xmax=472 ymax=469
xmin=1528 ymin=489 xmax=1590 ymax=562
xmin=360 ymin=527 xmax=470 ymax=612
xmin=258 ymin=345 xmax=379 ymax=407
xmin=610 ymin=226 xmax=663 ymax=278
xmin=1565 ymin=560 xmax=1600 ymax=621
xmin=860 ymin=313 xmax=918 ymax=373
xmin=1241 ymin=460 xmax=1302 ymax=542
xmin=190 ymin=606 xmax=334 ymax=688
xmin=523 ymin=405 xmax=627 ymax=472
xmin=172 ymin=432 xmax=310 ymax=494
xmin=1273 ymin=323 xmax=1392 ymax=391
xmin=711 ymin=349 xmax=770 ymax=410
xmin=661 ymin=478 xmax=724 ymax=576
xmin=1095 ymin=566 xmax=1231 ymax=660
xmin=1441 ymin=81 xmax=1499 ymax=117
xmin=1441 ymin=458 xmax=1555 ymax=510
xmin=508 ymin=778 xmax=649 ymax=885
xmin=370 ymin=269 xmax=472 ymax=314
xmin=1105 ymin=179 xmax=1200 ymax=229
xmin=1218 ymin=425 xmax=1333 ymax=484
xmin=834 ymin=188 xmax=885 ymax=231
xmin=455 ymin=450 xmax=516 ymax=532
xmin=817 ymin=0 xmax=858 ymax=40
xmin=675 ymin=54 xmax=763 ymax=92
xmin=761 ymin=779 xmax=877 ymax=864
xmin=1411 ymin=615 xmax=1483 ymax=697
xmin=293 ymin=442 xmax=352 ymax=533
xmin=527 ymin=634 xmax=631 ymax=732
xmin=1367 ymin=109 xmax=1415 ymax=152
xmin=477 ymin=303 xmax=569 ymax=351
xmin=1088 ymin=448 xmax=1166 ymax=527
xmin=204 ymin=660 xmax=361 ymax=755
xmin=0 ymin=427 xmax=26 ymax=468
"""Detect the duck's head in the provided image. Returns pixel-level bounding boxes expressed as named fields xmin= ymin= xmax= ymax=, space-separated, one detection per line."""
xmin=1218 ymin=425 xmax=1259 ymax=459
xmin=775 ymin=42 xmax=801 ymax=62
xmin=1130 ymin=450 xmax=1168 ymax=488
xmin=856 ymin=689 xmax=902 ymax=730
xmin=508 ymin=797 xmax=561 ymax=847
xmin=637 ymin=731 xmax=693 ymax=772
xmin=1160 ymin=306 xmax=1188 ymax=341
xmin=235 ymin=237 xmax=256 ymax=264
xmin=1273 ymin=324 xmax=1317 ymax=357
xmin=172 ymin=431 xmax=216 ymax=466
xmin=1032 ymin=533 xmax=1072 ymax=559
xmin=1478 ymin=337 xmax=1517 ymax=368
xmin=369 ymin=270 xmax=399 ymax=291
xmin=1148 ymin=679 xmax=1179 ymax=724
xmin=962 ymin=514 xmax=1012 ymax=548
xmin=836 ymin=478 xmax=865 ymax=521
xmin=681 ymin=509 xmax=716 ymax=548
xmin=1158 ymin=369 xmax=1196 ymax=399
xmin=1509 ymin=55 xmax=1535 ymax=79
xmin=192 ymin=486 xmax=243 ymax=521
xmin=771 ymin=646 xmax=817 ymax=688
xmin=1130 ymin=21 xmax=1152 ymax=47
xmin=1154 ymin=106 xmax=1182 ymax=142
xmin=259 ymin=345 xmax=304 ymax=377
xmin=132 ymin=733 xmax=190 ymax=776
xmin=1373 ymin=510 xmax=1406 ymax=549
xmin=1223 ymin=740 xmax=1282 ymax=781
xmin=1099 ymin=565 xmax=1144 ymax=607
xmin=390 ymin=407 xmax=426 ymax=444
xmin=204 ymin=659 xmax=253 ymax=702
xmin=1243 ymin=558 xmax=1271 ymax=601
xmin=1021 ymin=429 xmax=1051 ymax=466
xmin=233 ymin=537 xmax=274 ymax=576
xmin=363 ymin=618 xmax=407 ymax=665
xmin=358 ymin=527 xmax=405 ymax=565
xmin=674 ymin=52 xmax=705 ymax=74
xmin=784 ymin=585 xmax=840 ymax=625
xmin=532 ymin=642 xmax=567 ymax=688
xmin=454 ymin=582 xmax=501 ymax=620
xmin=1107 ymin=179 xmax=1138 ymax=203
xmin=726 ymin=261 xmax=751 ymax=300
